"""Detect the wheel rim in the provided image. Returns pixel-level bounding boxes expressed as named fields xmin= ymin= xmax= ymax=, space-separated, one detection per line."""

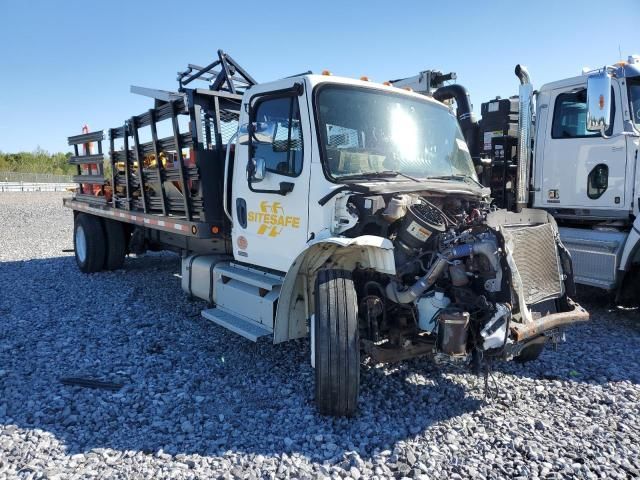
xmin=75 ymin=225 xmax=87 ymax=263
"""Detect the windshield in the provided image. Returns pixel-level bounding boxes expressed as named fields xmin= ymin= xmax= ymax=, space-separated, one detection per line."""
xmin=629 ymin=77 xmax=640 ymax=126
xmin=316 ymin=86 xmax=477 ymax=182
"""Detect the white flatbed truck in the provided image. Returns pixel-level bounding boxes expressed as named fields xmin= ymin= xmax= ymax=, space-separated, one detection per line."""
xmin=64 ymin=51 xmax=588 ymax=416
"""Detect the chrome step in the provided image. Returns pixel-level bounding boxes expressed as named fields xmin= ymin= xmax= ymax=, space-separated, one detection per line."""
xmin=201 ymin=307 xmax=272 ymax=342
xmin=559 ymin=227 xmax=628 ymax=289
xmin=215 ymin=262 xmax=284 ymax=290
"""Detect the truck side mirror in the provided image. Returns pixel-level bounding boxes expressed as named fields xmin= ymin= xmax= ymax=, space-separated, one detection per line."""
xmin=238 ymin=122 xmax=277 ymax=146
xmin=246 ymin=157 xmax=266 ymax=183
xmin=586 ymin=71 xmax=612 ymax=134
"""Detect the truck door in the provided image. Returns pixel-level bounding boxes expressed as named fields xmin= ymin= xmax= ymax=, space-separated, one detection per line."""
xmin=231 ymin=80 xmax=311 ymax=272
xmin=539 ymin=83 xmax=627 ymax=210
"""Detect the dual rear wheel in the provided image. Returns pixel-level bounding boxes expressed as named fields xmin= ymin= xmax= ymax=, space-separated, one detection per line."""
xmin=74 ymin=213 xmax=127 ymax=273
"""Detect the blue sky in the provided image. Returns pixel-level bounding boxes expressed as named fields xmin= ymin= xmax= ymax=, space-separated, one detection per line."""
xmin=0 ymin=0 xmax=638 ymax=153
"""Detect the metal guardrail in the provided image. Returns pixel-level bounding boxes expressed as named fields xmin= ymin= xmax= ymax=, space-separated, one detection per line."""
xmin=0 ymin=182 xmax=75 ymax=192
xmin=0 ymin=171 xmax=73 ymax=183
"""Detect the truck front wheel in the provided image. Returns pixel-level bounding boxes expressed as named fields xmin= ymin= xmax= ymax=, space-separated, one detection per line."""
xmin=314 ymin=269 xmax=360 ymax=417
xmin=74 ymin=213 xmax=106 ymax=273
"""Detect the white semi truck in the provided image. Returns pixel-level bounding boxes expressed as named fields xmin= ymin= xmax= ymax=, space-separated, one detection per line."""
xmin=396 ymin=57 xmax=640 ymax=302
xmin=64 ymin=51 xmax=588 ymax=417
xmin=517 ymin=58 xmax=640 ymax=301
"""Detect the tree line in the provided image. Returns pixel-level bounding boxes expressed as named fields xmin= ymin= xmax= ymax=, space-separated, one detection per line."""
xmin=0 ymin=148 xmax=75 ymax=175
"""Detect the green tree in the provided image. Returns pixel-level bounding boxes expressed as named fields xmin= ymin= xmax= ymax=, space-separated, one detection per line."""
xmin=0 ymin=148 xmax=80 ymax=175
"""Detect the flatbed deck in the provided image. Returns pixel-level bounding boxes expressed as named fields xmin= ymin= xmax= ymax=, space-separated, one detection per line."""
xmin=63 ymin=197 xmax=218 ymax=239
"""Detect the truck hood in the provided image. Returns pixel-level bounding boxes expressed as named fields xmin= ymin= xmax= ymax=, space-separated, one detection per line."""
xmin=346 ymin=178 xmax=489 ymax=199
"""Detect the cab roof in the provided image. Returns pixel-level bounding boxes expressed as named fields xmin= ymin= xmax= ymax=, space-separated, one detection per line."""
xmin=248 ymin=73 xmax=449 ymax=110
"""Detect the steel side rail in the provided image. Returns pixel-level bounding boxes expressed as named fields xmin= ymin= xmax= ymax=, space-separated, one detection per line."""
xmin=63 ymin=197 xmax=219 ymax=239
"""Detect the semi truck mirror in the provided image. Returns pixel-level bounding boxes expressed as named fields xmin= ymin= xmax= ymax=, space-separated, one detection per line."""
xmin=586 ymin=70 xmax=612 ymax=134
xmin=246 ymin=157 xmax=266 ymax=183
xmin=238 ymin=122 xmax=277 ymax=146
xmin=254 ymin=157 xmax=266 ymax=181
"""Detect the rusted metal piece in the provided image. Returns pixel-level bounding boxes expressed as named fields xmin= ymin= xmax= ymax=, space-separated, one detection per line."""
xmin=510 ymin=300 xmax=589 ymax=342
xmin=362 ymin=336 xmax=436 ymax=363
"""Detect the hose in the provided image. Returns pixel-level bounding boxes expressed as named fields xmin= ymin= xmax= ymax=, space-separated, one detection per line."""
xmin=386 ymin=240 xmax=499 ymax=304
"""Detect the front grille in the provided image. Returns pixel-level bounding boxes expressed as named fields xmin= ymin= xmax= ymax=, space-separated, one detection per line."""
xmin=503 ymin=223 xmax=564 ymax=305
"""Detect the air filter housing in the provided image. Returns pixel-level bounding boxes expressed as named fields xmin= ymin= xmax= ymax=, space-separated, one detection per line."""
xmin=396 ymin=203 xmax=446 ymax=251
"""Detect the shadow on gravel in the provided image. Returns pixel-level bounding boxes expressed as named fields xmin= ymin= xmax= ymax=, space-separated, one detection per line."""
xmin=0 ymin=254 xmax=636 ymax=464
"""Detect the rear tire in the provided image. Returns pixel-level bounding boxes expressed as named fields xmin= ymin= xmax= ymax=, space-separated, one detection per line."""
xmin=74 ymin=214 xmax=106 ymax=273
xmin=103 ymin=219 xmax=127 ymax=270
xmin=314 ymin=269 xmax=360 ymax=417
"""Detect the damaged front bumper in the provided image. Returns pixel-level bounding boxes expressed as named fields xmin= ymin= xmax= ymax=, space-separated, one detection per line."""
xmin=510 ymin=299 xmax=590 ymax=343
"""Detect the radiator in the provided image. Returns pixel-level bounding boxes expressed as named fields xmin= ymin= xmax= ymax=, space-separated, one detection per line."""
xmin=503 ymin=223 xmax=565 ymax=305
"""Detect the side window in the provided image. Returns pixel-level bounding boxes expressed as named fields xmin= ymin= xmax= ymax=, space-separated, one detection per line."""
xmin=252 ymin=96 xmax=303 ymax=176
xmin=551 ymin=88 xmax=615 ymax=139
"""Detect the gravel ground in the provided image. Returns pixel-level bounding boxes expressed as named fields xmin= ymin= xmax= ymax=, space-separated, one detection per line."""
xmin=0 ymin=192 xmax=638 ymax=479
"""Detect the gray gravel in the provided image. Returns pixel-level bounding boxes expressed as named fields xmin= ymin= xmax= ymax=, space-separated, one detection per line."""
xmin=0 ymin=192 xmax=639 ymax=479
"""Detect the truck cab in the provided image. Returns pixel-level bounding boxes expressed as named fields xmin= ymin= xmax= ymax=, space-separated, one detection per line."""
xmin=470 ymin=56 xmax=640 ymax=296
xmin=530 ymin=58 xmax=640 ymax=291
xmin=230 ymin=75 xmax=480 ymax=272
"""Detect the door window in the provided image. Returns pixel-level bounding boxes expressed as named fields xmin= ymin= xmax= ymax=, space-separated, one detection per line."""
xmin=252 ymin=96 xmax=303 ymax=176
xmin=628 ymin=78 xmax=640 ymax=126
xmin=551 ymin=89 xmax=615 ymax=139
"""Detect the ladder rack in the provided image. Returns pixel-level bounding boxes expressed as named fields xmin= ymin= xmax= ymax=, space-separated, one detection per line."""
xmin=66 ymin=50 xmax=251 ymax=237
xmin=177 ymin=49 xmax=257 ymax=94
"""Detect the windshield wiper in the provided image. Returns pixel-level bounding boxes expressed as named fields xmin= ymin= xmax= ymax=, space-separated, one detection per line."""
xmin=338 ymin=170 xmax=421 ymax=182
xmin=427 ymin=174 xmax=483 ymax=188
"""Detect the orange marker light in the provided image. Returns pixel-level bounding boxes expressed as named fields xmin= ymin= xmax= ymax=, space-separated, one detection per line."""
xmin=211 ymin=226 xmax=220 ymax=234
xmin=360 ymin=76 xmax=370 ymax=81
xmin=403 ymin=86 xmax=413 ymax=92
xmin=322 ymin=70 xmax=332 ymax=76
xmin=599 ymin=95 xmax=605 ymax=110
xmin=383 ymin=81 xmax=392 ymax=86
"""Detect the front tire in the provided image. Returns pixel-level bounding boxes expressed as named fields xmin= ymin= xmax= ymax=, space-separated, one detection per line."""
xmin=74 ymin=213 xmax=106 ymax=273
xmin=314 ymin=269 xmax=360 ymax=417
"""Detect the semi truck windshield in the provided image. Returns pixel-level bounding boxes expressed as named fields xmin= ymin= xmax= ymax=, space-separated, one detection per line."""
xmin=316 ymin=86 xmax=477 ymax=182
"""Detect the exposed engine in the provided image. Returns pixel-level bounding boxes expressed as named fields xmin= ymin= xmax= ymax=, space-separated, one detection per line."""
xmin=335 ymin=191 xmax=576 ymax=366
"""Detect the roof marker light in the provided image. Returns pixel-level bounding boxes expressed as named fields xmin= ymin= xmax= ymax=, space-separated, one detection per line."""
xmin=322 ymin=70 xmax=332 ymax=76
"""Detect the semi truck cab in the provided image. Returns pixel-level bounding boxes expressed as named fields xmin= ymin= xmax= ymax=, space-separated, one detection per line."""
xmin=530 ymin=58 xmax=640 ymax=292
xmin=463 ymin=56 xmax=640 ymax=296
